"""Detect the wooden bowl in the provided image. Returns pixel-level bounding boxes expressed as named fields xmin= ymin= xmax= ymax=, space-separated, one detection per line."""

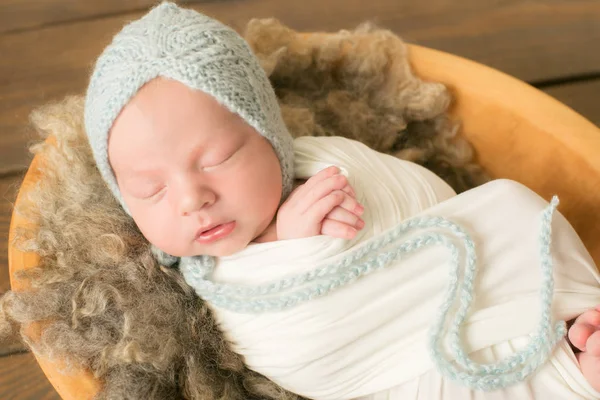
xmin=8 ymin=43 xmax=600 ymax=399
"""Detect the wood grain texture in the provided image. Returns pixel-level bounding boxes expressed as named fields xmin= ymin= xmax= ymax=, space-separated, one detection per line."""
xmin=543 ymin=79 xmax=600 ymax=127
xmin=0 ymin=339 xmax=27 ymax=358
xmin=199 ymin=0 xmax=600 ymax=82
xmin=0 ymin=0 xmax=220 ymax=33
xmin=1 ymin=0 xmax=599 ymax=173
xmin=0 ymin=352 xmax=60 ymax=400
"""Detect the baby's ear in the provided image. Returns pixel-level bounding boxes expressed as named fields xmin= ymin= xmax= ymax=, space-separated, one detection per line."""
xmin=151 ymin=244 xmax=179 ymax=267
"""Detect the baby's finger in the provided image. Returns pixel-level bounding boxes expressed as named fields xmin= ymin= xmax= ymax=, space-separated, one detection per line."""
xmin=336 ymin=190 xmax=364 ymax=216
xmin=304 ymin=190 xmax=347 ymax=228
xmin=585 ymin=330 xmax=600 ymax=357
xmin=321 ymin=218 xmax=359 ymax=240
xmin=568 ymin=322 xmax=597 ymax=351
xmin=297 ymin=175 xmax=350 ymax=214
xmin=284 ymin=167 xmax=342 ymax=210
xmin=340 ymin=183 xmax=356 ymax=198
xmin=326 ymin=206 xmax=365 ymax=230
xmin=304 ymin=166 xmax=341 ymax=189
xmin=575 ymin=309 xmax=600 ymax=327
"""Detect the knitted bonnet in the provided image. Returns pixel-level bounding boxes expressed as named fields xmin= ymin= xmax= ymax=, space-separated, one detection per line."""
xmin=84 ymin=1 xmax=294 ymax=219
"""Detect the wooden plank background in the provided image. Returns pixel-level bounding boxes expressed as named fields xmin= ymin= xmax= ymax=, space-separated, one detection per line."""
xmin=1 ymin=0 xmax=598 ymax=398
xmin=1 ymin=0 xmax=599 ymax=174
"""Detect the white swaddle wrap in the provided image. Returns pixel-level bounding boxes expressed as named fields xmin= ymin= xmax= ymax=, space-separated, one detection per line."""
xmin=206 ymin=136 xmax=600 ymax=399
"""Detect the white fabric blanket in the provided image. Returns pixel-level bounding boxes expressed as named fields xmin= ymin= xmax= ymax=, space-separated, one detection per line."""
xmin=210 ymin=136 xmax=600 ymax=399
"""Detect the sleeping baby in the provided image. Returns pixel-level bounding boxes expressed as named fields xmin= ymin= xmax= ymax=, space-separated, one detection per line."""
xmin=84 ymin=2 xmax=600 ymax=399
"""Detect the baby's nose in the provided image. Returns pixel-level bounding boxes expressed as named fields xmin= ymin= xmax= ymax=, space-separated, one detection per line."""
xmin=178 ymin=184 xmax=216 ymax=216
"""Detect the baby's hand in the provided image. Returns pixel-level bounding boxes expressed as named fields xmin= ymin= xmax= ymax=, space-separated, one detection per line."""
xmin=569 ymin=306 xmax=600 ymax=355
xmin=568 ymin=306 xmax=600 ymax=392
xmin=276 ymin=166 xmax=365 ymax=240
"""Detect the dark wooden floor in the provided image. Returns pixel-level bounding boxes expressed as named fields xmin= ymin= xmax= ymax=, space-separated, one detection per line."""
xmin=1 ymin=0 xmax=599 ymax=398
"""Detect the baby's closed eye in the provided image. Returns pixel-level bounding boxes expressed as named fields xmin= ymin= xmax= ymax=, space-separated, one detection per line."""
xmin=202 ymin=150 xmax=237 ymax=169
xmin=202 ymin=145 xmax=244 ymax=171
xmin=125 ymin=178 xmax=165 ymax=199
xmin=141 ymin=186 xmax=166 ymax=200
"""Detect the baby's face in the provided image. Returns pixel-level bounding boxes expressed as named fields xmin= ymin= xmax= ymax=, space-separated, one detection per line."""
xmin=108 ymin=78 xmax=283 ymax=257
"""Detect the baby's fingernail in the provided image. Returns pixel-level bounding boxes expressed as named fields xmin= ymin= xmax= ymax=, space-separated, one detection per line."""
xmin=356 ymin=219 xmax=365 ymax=229
xmin=322 ymin=165 xmax=339 ymax=174
xmin=356 ymin=204 xmax=364 ymax=215
xmin=323 ymin=164 xmax=348 ymax=177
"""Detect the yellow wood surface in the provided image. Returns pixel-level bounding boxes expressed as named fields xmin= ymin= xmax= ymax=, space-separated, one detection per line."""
xmin=8 ymin=42 xmax=600 ymax=399
xmin=8 ymin=148 xmax=102 ymax=399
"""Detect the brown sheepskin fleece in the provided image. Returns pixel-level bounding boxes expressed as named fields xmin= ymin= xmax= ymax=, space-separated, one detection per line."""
xmin=0 ymin=19 xmax=489 ymax=399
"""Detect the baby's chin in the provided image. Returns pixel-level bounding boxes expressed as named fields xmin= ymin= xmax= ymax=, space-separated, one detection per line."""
xmin=163 ymin=239 xmax=249 ymax=258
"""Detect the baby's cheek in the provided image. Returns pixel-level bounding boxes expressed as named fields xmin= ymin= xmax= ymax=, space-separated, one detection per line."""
xmin=134 ymin=206 xmax=186 ymax=256
xmin=245 ymin=176 xmax=279 ymax=211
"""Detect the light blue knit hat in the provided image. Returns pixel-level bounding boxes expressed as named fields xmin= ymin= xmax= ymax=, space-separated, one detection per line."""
xmin=84 ymin=1 xmax=294 ymax=216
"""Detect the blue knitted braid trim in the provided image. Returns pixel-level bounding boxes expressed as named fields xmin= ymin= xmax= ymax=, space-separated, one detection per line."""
xmin=428 ymin=196 xmax=567 ymax=390
xmin=180 ymin=196 xmax=566 ymax=391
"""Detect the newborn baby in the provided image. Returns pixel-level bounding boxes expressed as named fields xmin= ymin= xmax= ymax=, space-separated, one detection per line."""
xmin=84 ymin=2 xmax=600 ymax=398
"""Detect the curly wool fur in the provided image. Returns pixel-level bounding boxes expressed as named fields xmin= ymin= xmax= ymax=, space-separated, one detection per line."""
xmin=1 ymin=20 xmax=488 ymax=399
